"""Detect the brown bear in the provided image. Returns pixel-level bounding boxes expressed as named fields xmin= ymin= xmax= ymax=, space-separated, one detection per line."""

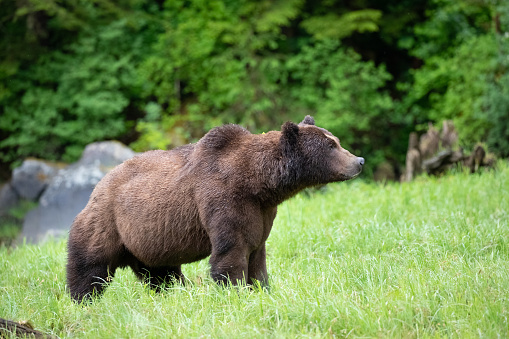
xmin=67 ymin=116 xmax=364 ymax=302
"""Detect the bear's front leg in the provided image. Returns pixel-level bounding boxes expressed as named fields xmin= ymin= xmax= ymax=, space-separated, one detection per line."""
xmin=248 ymin=244 xmax=268 ymax=287
xmin=209 ymin=242 xmax=249 ymax=286
xmin=67 ymin=242 xmax=114 ymax=302
xmin=204 ymin=201 xmax=265 ymax=286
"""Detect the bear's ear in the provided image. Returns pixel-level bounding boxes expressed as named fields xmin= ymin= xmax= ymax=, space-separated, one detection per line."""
xmin=280 ymin=121 xmax=299 ymax=154
xmin=299 ymin=115 xmax=315 ymax=126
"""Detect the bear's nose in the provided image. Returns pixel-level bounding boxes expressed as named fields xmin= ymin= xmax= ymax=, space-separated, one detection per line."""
xmin=358 ymin=157 xmax=365 ymax=166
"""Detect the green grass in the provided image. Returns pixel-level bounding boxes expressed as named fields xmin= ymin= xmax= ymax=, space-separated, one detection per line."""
xmin=1 ymin=163 xmax=508 ymax=338
xmin=0 ymin=200 xmax=37 ymax=246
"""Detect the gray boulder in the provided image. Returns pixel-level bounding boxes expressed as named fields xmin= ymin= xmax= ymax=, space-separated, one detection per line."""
xmin=11 ymin=159 xmax=62 ymax=201
xmin=20 ymin=141 xmax=136 ymax=244
xmin=78 ymin=140 xmax=137 ymax=168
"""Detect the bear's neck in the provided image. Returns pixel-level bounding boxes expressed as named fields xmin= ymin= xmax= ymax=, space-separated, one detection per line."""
xmin=250 ymin=142 xmax=309 ymax=208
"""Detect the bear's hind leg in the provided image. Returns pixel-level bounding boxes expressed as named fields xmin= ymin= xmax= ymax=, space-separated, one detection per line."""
xmin=131 ymin=262 xmax=185 ymax=290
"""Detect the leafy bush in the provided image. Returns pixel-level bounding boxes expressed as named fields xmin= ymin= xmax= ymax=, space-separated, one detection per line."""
xmin=137 ymin=2 xmax=395 ymax=172
xmin=0 ymin=2 xmax=159 ymax=166
xmin=478 ymin=30 xmax=509 ymax=157
xmin=136 ymin=0 xmax=305 ymax=149
xmin=409 ymin=34 xmax=497 ymax=147
xmin=401 ymin=0 xmax=509 ymax=154
xmin=0 ymin=18 xmax=154 ymax=164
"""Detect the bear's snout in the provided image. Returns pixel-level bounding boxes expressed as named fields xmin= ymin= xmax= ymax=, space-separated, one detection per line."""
xmin=358 ymin=157 xmax=365 ymax=166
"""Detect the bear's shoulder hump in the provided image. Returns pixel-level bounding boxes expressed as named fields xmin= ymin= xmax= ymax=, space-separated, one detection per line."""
xmin=200 ymin=124 xmax=251 ymax=150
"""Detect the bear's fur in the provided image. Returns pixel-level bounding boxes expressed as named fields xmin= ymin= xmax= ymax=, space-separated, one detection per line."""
xmin=67 ymin=116 xmax=364 ymax=302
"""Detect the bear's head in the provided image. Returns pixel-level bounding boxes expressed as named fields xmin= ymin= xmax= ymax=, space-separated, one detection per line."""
xmin=280 ymin=115 xmax=364 ymax=186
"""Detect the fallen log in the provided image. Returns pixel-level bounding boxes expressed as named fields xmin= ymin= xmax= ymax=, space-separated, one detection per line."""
xmin=422 ymin=149 xmax=464 ymax=175
xmin=0 ymin=318 xmax=56 ymax=338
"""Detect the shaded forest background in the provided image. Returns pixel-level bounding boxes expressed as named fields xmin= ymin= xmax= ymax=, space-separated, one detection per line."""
xmin=1 ymin=0 xmax=508 ymax=180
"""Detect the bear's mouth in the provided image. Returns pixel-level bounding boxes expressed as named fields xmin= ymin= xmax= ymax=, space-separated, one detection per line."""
xmin=347 ymin=166 xmax=363 ymax=180
xmin=335 ymin=170 xmax=361 ymax=182
xmin=348 ymin=172 xmax=360 ymax=180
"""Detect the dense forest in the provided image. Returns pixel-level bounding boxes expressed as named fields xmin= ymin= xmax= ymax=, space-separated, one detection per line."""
xmin=1 ymin=0 xmax=508 ymax=179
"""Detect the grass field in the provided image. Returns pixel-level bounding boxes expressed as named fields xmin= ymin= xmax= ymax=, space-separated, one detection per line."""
xmin=1 ymin=163 xmax=508 ymax=338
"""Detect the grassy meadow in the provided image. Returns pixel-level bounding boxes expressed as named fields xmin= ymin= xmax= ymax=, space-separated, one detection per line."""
xmin=1 ymin=163 xmax=508 ymax=338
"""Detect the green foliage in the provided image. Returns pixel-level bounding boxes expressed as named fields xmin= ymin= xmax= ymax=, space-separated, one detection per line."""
xmin=301 ymin=9 xmax=382 ymax=40
xmin=480 ymin=83 xmax=509 ymax=157
xmin=137 ymin=1 xmax=394 ymax=173
xmin=403 ymin=0 xmax=492 ymax=59
xmin=478 ymin=4 xmax=509 ymax=157
xmin=1 ymin=162 xmax=508 ymax=337
xmin=137 ymin=0 xmax=305 ymax=149
xmin=409 ymin=34 xmax=497 ymax=147
xmin=286 ymin=39 xmax=394 ymax=166
xmin=400 ymin=0 xmax=509 ymax=155
xmin=480 ymin=74 xmax=509 ymax=157
xmin=0 ymin=6 xmax=158 ymax=164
